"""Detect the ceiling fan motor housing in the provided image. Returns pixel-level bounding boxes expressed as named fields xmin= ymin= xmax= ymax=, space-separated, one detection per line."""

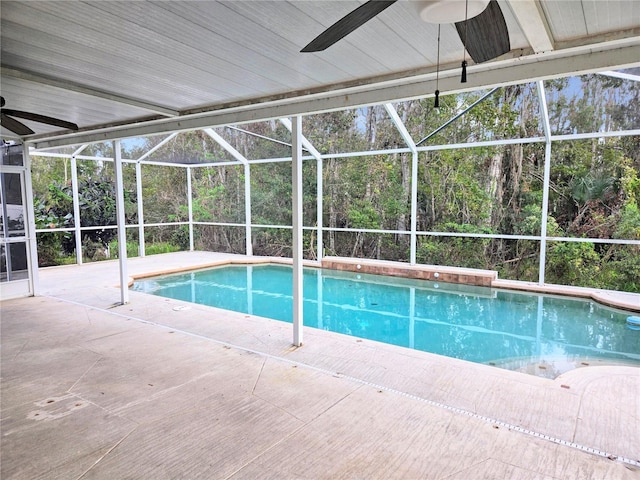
xmin=414 ymin=0 xmax=491 ymax=23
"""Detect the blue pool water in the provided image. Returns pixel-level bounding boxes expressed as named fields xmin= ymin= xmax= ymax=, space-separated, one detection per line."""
xmin=132 ymin=264 xmax=640 ymax=377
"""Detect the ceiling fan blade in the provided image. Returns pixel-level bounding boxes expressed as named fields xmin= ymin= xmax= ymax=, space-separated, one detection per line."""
xmin=455 ymin=0 xmax=510 ymax=64
xmin=301 ymin=0 xmax=398 ymax=52
xmin=1 ymin=108 xmax=79 ymax=131
xmin=1 ymin=113 xmax=35 ymax=136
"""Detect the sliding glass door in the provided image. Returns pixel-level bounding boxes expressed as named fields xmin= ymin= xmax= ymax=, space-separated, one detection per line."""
xmin=1 ymin=144 xmax=36 ymax=299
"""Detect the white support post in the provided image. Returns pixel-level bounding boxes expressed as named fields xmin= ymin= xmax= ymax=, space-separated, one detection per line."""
xmin=244 ymin=162 xmax=252 ymax=256
xmin=70 ymin=156 xmax=83 ymax=264
xmin=539 ymin=141 xmax=552 ymax=284
xmin=537 ymin=81 xmax=552 ymax=285
xmin=136 ymin=161 xmax=145 ymax=256
xmin=292 ymin=115 xmax=304 ymax=347
xmin=410 ymin=151 xmax=418 ymax=265
xmin=113 ymin=140 xmax=129 ymax=304
xmin=23 ymin=146 xmax=40 ymax=295
xmin=384 ymin=103 xmax=418 ymax=265
xmin=278 ymin=117 xmax=324 ymax=263
xmin=187 ymin=166 xmax=194 ymax=251
xmin=201 ymin=128 xmax=253 ymax=255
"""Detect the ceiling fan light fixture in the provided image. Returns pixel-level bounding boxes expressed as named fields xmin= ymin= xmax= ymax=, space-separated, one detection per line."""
xmin=415 ymin=0 xmax=490 ymax=23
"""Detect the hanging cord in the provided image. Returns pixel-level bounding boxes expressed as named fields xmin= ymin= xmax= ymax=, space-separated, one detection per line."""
xmin=461 ymin=0 xmax=468 ymax=83
xmin=434 ymin=24 xmax=441 ymax=109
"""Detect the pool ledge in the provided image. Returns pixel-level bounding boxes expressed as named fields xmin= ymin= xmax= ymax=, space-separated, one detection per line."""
xmin=126 ymin=255 xmax=318 ymax=286
xmin=123 ymin=253 xmax=639 ymax=313
xmin=492 ymin=279 xmax=640 ymax=313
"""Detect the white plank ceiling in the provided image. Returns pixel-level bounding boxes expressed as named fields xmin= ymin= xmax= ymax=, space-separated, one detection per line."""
xmin=1 ymin=0 xmax=639 ymax=146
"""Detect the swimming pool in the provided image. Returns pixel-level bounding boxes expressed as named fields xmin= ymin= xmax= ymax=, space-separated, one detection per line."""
xmin=132 ymin=264 xmax=640 ymax=377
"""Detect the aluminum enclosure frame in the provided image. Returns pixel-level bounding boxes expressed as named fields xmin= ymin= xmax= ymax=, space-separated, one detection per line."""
xmin=25 ymin=74 xmax=640 ymax=344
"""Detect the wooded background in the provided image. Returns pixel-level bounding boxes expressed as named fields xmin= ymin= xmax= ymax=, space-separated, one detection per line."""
xmin=31 ymin=75 xmax=640 ymax=292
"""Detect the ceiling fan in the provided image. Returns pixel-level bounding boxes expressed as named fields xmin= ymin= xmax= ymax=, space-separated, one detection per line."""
xmin=1 ymin=96 xmax=79 ymax=136
xmin=301 ymin=0 xmax=510 ymax=65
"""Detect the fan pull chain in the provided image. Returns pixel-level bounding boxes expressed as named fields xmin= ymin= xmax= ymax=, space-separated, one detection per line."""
xmin=434 ymin=24 xmax=441 ymax=109
xmin=461 ymin=0 xmax=469 ymax=83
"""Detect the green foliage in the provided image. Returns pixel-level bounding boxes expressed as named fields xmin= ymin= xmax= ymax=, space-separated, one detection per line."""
xmin=347 ymin=200 xmax=380 ymax=229
xmin=170 ymin=225 xmax=191 ymax=251
xmin=546 ymin=242 xmax=601 ymax=287
xmin=614 ymin=203 xmax=640 ymax=240
xmin=33 ymin=196 xmax=73 ymax=266
xmin=32 ymin=162 xmax=136 ymax=263
xmin=107 ymin=239 xmax=182 ymax=259
xmin=417 ymin=223 xmax=494 ymax=269
xmin=29 ymin=75 xmax=640 ymax=291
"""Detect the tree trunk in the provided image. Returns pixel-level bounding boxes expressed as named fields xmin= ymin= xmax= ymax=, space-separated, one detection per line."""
xmin=328 ymin=158 xmax=337 ymax=253
xmin=485 ymin=150 xmax=503 ymax=227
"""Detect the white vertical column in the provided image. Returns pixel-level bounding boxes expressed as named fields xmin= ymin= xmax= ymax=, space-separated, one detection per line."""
xmin=245 ymin=163 xmax=252 ymax=256
xmin=537 ymin=81 xmax=552 ymax=285
xmin=410 ymin=151 xmax=418 ymax=265
xmin=539 ymin=142 xmax=552 ymax=284
xmin=292 ymin=115 xmax=304 ymax=347
xmin=113 ymin=140 xmax=129 ymax=304
xmin=23 ymin=145 xmax=40 ymax=295
xmin=383 ymin=103 xmax=417 ymax=265
xmin=187 ymin=166 xmax=194 ymax=251
xmin=136 ymin=161 xmax=145 ymax=256
xmin=201 ymin=128 xmax=252 ymax=256
xmin=278 ymin=117 xmax=323 ymax=263
xmin=70 ymin=156 xmax=83 ymax=264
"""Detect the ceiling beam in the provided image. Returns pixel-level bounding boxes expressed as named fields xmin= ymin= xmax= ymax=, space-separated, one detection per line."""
xmin=1 ymin=66 xmax=179 ymax=117
xmin=506 ymin=0 xmax=554 ymax=53
xmin=30 ymin=38 xmax=640 ymax=150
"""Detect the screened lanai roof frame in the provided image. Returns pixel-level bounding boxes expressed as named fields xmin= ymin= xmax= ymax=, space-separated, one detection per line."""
xmin=29 ymin=74 xmax=640 ymax=240
xmin=26 ymin=72 xmax=640 ymax=346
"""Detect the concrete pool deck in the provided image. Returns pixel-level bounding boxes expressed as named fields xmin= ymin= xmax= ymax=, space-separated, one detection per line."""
xmin=1 ymin=251 xmax=639 ymax=479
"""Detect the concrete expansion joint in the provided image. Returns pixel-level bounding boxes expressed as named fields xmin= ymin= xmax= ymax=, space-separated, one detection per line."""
xmin=74 ymin=425 xmax=139 ymax=480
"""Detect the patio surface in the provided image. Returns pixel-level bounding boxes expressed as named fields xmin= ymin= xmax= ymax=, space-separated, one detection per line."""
xmin=1 ymin=251 xmax=639 ymax=479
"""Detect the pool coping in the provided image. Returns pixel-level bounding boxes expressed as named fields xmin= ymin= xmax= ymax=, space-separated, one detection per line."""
xmin=127 ymin=254 xmax=640 ymax=313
